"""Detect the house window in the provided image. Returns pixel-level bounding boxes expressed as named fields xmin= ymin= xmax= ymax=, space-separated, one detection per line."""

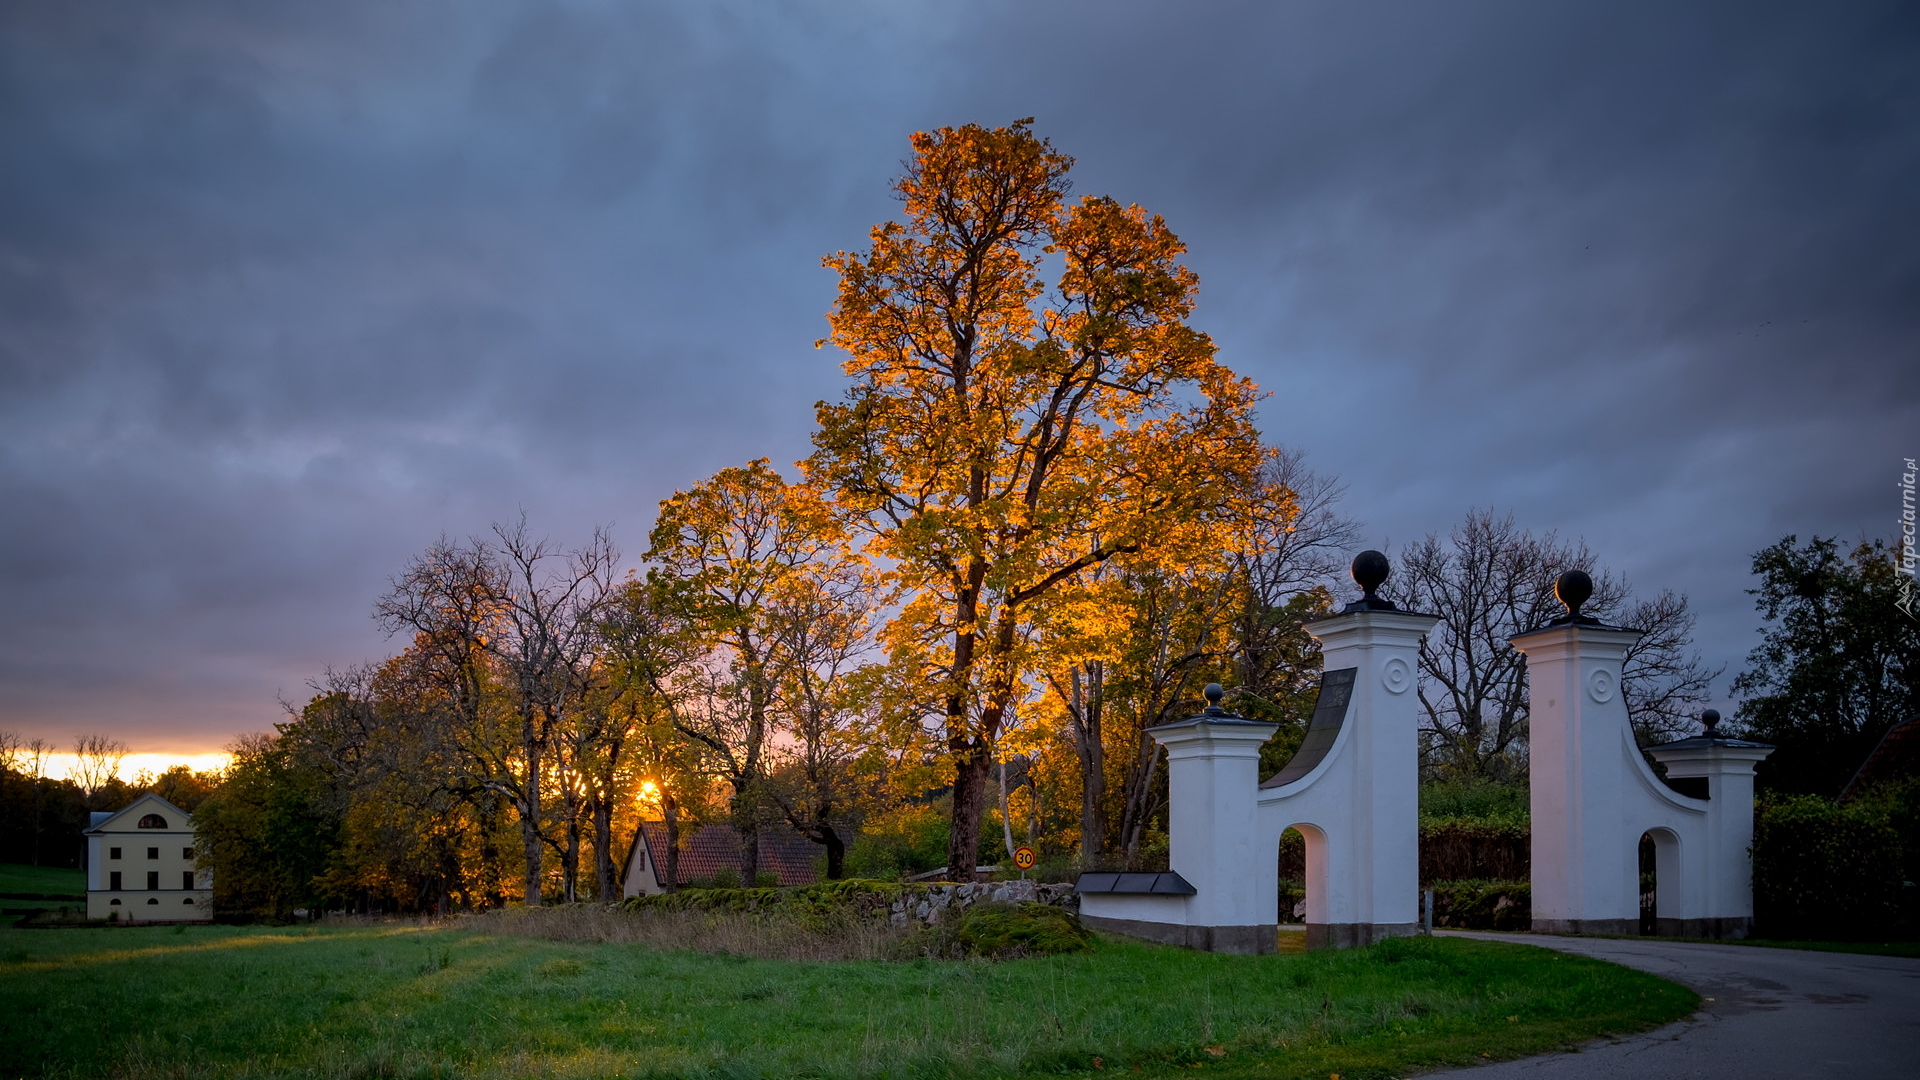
xmin=183 ymin=847 xmax=194 ymax=860
xmin=147 ymin=847 xmax=159 ymax=860
xmin=147 ymin=871 xmax=159 ymax=890
xmin=146 ymin=897 xmax=159 ymax=905
xmin=110 ymin=871 xmax=122 ymax=890
xmin=110 ymin=847 xmax=122 ymax=859
xmin=183 ymin=897 xmax=195 ymax=905
xmin=138 ymin=814 xmax=168 ymax=829
xmin=110 ymin=898 xmax=121 ymax=906
xmin=182 ymin=871 xmax=195 ymax=890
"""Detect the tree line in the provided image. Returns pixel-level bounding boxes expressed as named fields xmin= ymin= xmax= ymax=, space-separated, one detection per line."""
xmin=120 ymin=121 xmax=1741 ymax=917
xmin=6 ymin=122 xmax=1904 ymax=917
xmin=0 ymin=732 xmax=218 ymax=868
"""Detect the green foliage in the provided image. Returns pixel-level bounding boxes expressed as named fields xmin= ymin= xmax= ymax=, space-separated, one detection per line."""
xmin=1753 ymin=791 xmax=1911 ymax=938
xmin=1733 ymin=536 xmax=1920 ymax=795
xmin=192 ymin=736 xmax=343 ymax=918
xmin=1419 ymin=779 xmax=1530 ymax=826
xmin=0 ymin=766 xmax=88 ymax=869
xmin=620 ymin=877 xmax=908 ymax=921
xmin=1277 ymin=790 xmax=1533 ymax=887
xmin=1428 ymin=880 xmax=1532 ymax=931
xmin=0 ymin=921 xmax=1695 ymax=1080
xmin=954 ymin=902 xmax=1093 ymax=957
xmin=1419 ymin=822 xmax=1530 ymax=885
xmin=844 ymin=801 xmax=954 ymax=878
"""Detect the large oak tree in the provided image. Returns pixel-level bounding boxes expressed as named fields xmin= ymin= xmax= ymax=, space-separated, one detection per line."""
xmin=807 ymin=120 xmax=1263 ymax=880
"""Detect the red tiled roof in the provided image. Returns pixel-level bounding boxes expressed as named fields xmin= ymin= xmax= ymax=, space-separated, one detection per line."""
xmin=1842 ymin=714 xmax=1920 ymax=801
xmin=634 ymin=822 xmax=822 ymax=888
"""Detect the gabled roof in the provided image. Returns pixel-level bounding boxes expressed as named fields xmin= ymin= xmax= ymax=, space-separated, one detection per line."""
xmin=1842 ymin=714 xmax=1920 ymax=802
xmin=84 ymin=792 xmax=195 ymax=834
xmin=629 ymin=822 xmax=821 ymax=889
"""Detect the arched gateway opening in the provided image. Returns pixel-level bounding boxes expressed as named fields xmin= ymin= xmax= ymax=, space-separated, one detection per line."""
xmin=1276 ymin=824 xmax=1329 ymax=928
xmin=1638 ymin=827 xmax=1681 ymax=935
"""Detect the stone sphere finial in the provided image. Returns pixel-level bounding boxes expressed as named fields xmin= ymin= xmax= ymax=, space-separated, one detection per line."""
xmin=1555 ymin=569 xmax=1594 ymax=619
xmin=1203 ymin=683 xmax=1226 ymax=715
xmin=1701 ymin=708 xmax=1721 ymax=735
xmin=1352 ymin=550 xmax=1390 ymax=600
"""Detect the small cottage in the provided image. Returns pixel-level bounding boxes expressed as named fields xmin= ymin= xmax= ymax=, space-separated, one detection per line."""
xmin=85 ymin=793 xmax=212 ymax=923
xmin=621 ymin=822 xmax=821 ymax=897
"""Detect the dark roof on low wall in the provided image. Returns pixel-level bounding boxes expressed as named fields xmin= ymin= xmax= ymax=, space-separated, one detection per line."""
xmin=1074 ymin=871 xmax=1197 ymax=895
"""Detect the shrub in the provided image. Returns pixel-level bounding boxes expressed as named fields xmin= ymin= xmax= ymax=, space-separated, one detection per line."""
xmin=619 ymin=878 xmax=906 ymax=926
xmin=843 ymin=803 xmax=954 ymax=879
xmin=1419 ymin=779 xmax=1530 ymax=825
xmin=954 ymin=902 xmax=1094 ymax=958
xmin=1428 ymin=880 xmax=1531 ymax=931
xmin=1753 ymin=793 xmax=1906 ymax=938
xmin=1419 ymin=821 xmax=1530 ymax=884
xmin=1277 ymin=878 xmax=1304 ymax=924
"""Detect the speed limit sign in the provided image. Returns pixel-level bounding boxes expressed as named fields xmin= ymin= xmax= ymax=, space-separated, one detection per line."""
xmin=1012 ymin=846 xmax=1036 ymax=871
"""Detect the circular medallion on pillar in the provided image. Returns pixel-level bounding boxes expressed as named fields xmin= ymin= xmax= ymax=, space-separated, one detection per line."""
xmin=1381 ymin=656 xmax=1412 ymax=694
xmin=1588 ymin=668 xmax=1617 ymax=704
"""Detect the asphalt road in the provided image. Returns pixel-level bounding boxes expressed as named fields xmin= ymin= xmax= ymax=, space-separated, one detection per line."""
xmin=1424 ymin=931 xmax=1920 ymax=1079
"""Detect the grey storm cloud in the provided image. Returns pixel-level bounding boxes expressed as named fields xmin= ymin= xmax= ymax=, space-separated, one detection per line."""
xmin=1 ymin=0 xmax=1915 ymax=750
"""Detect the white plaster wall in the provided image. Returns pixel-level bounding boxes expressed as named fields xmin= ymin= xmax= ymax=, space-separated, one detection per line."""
xmin=1516 ymin=624 xmax=1763 ymax=928
xmin=1257 ymin=611 xmax=1436 ymax=931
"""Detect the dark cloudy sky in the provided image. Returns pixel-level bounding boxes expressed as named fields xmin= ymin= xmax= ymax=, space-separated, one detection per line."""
xmin=2 ymin=1 xmax=1915 ymax=756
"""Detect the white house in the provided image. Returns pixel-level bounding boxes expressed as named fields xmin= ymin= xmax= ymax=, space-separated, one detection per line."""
xmin=85 ymin=793 xmax=212 ymax=923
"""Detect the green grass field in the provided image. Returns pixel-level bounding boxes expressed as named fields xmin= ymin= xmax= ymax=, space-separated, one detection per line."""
xmin=0 ymin=918 xmax=1694 ymax=1080
xmin=0 ymin=863 xmax=84 ymax=897
xmin=0 ymin=862 xmax=86 ymax=917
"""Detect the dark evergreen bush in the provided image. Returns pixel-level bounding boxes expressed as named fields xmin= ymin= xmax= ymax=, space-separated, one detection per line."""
xmin=1753 ymin=793 xmax=1907 ymax=938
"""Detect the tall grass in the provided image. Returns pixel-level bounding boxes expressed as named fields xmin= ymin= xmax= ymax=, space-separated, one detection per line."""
xmin=477 ymin=903 xmax=921 ymax=961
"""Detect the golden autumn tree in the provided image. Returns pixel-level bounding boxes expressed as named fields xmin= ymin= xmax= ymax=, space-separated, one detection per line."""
xmin=807 ymin=120 xmax=1265 ymax=881
xmin=648 ymin=458 xmax=860 ymax=884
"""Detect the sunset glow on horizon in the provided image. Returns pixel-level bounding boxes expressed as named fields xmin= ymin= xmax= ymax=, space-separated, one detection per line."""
xmin=33 ymin=751 xmax=233 ymax=785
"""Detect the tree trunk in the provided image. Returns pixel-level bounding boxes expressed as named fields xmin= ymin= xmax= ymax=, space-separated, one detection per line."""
xmin=593 ymin=796 xmax=617 ymax=900
xmin=1078 ymin=664 xmax=1106 ymax=863
xmin=817 ymin=824 xmax=845 ymax=879
xmin=479 ymin=793 xmax=506 ymax=909
xmin=520 ymin=743 xmax=544 ymax=905
xmin=663 ymin=795 xmax=680 ymax=893
xmin=946 ymin=748 xmax=992 ymax=882
xmin=738 ymin=820 xmax=759 ymax=886
xmin=999 ymin=756 xmax=1017 ymax=860
xmin=562 ymin=800 xmax=581 ymax=903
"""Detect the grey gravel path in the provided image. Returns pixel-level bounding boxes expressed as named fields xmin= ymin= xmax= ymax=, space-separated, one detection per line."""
xmin=1420 ymin=931 xmax=1920 ymax=1079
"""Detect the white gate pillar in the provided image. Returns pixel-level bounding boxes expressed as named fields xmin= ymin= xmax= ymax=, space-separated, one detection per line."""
xmin=1514 ymin=569 xmax=1771 ymax=937
xmin=1261 ymin=551 xmax=1439 ymax=947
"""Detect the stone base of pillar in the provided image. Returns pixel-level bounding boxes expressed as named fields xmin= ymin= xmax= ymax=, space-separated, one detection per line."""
xmin=1654 ymin=916 xmax=1752 ymax=939
xmin=1530 ymin=918 xmax=1640 ymax=935
xmin=1305 ymin=922 xmax=1419 ymax=949
xmin=1080 ymin=914 xmax=1279 ymax=954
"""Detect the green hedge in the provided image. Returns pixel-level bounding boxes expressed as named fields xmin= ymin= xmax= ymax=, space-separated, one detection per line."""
xmin=616 ymin=879 xmax=1093 ymax=958
xmin=1418 ymin=821 xmax=1530 ymax=884
xmin=618 ymin=878 xmax=907 ymax=921
xmin=1276 ymin=821 xmax=1531 ymax=886
xmin=1753 ymin=792 xmax=1911 ymax=939
xmin=1429 ymin=880 xmax=1531 ymax=931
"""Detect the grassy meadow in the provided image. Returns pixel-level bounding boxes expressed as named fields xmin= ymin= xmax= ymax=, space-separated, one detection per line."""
xmin=0 ymin=912 xmax=1695 ymax=1080
xmin=0 ymin=863 xmax=85 ymax=918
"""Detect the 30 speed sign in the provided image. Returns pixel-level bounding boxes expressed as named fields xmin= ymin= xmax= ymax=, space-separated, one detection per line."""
xmin=1012 ymin=846 xmax=1037 ymax=870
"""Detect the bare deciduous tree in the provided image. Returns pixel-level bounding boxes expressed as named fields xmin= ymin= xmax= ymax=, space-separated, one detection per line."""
xmin=1390 ymin=509 xmax=1714 ymax=779
xmin=71 ymin=733 xmax=129 ymax=808
xmin=377 ymin=519 xmax=620 ymax=905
